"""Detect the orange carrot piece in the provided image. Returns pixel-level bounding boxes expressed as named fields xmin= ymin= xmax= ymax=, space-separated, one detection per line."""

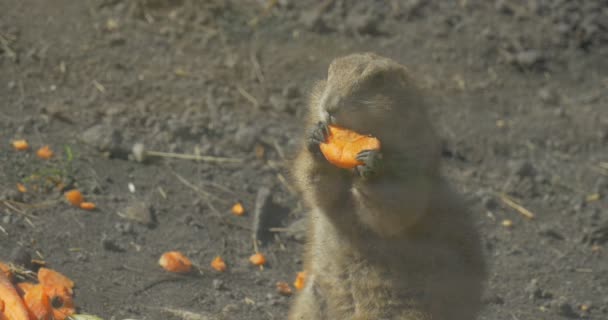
xmin=159 ymin=251 xmax=193 ymax=273
xmin=37 ymin=268 xmax=74 ymax=295
xmin=23 ymin=284 xmax=52 ymax=320
xmin=16 ymin=183 xmax=27 ymax=193
xmin=231 ymin=202 xmax=245 ymax=216
xmin=43 ymin=286 xmax=75 ymax=320
xmin=16 ymin=282 xmax=36 ymax=296
xmin=64 ymin=190 xmax=84 ymax=206
xmin=36 ymin=145 xmax=54 ymax=160
xmin=12 ymin=139 xmax=29 ymax=151
xmin=249 ymin=253 xmax=266 ymax=266
xmin=0 ymin=262 xmax=11 ymax=281
xmin=79 ymin=202 xmax=96 ymax=211
xmin=294 ymin=271 xmax=306 ymax=290
xmin=210 ymin=256 xmax=227 ymax=272
xmin=319 ymin=125 xmax=381 ymax=169
xmin=0 ymin=271 xmax=30 ymax=320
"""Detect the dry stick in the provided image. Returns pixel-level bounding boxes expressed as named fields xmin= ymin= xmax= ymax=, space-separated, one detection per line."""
xmin=237 ymin=85 xmax=259 ymax=108
xmin=144 ymin=149 xmax=243 ymax=164
xmin=498 ymin=193 xmax=535 ymax=219
xmin=250 ymin=50 xmax=265 ymax=83
xmin=0 ymin=224 xmax=7 ymax=236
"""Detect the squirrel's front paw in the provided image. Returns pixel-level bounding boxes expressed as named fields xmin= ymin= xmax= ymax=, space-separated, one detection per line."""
xmin=307 ymin=121 xmax=330 ymax=158
xmin=355 ymin=149 xmax=383 ymax=179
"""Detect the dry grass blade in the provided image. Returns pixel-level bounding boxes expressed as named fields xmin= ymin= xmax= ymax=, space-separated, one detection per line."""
xmin=236 ymin=85 xmax=259 ymax=108
xmin=498 ymin=193 xmax=535 ymax=219
xmin=146 ymin=150 xmax=243 ymax=163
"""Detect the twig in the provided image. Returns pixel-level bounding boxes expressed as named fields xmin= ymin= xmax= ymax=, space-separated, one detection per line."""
xmin=277 ymin=173 xmax=297 ymax=196
xmin=498 ymin=193 xmax=535 ymax=219
xmin=172 ymin=171 xmax=227 ymax=207
xmin=250 ymin=50 xmax=265 ymax=83
xmin=0 ymin=224 xmax=7 ymax=236
xmin=237 ymin=85 xmax=259 ymax=108
xmin=92 ymin=79 xmax=106 ymax=93
xmin=145 ymin=150 xmax=243 ymax=164
xmin=272 ymin=140 xmax=286 ymax=160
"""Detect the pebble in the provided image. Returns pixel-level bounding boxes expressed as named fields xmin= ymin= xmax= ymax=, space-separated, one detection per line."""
xmin=213 ymin=279 xmax=224 ymax=290
xmin=118 ymin=201 xmax=155 ymax=227
xmin=234 ymin=124 xmax=259 ymax=151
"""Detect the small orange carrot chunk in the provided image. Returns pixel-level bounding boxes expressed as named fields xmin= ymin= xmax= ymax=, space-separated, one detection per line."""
xmin=159 ymin=251 xmax=192 ymax=273
xmin=231 ymin=202 xmax=245 ymax=216
xmin=17 ymin=282 xmax=36 ymax=296
xmin=16 ymin=183 xmax=27 ymax=193
xmin=0 ymin=262 xmax=11 ymax=281
xmin=36 ymin=145 xmax=54 ymax=160
xmin=64 ymin=190 xmax=84 ymax=206
xmin=43 ymin=286 xmax=75 ymax=320
xmin=276 ymin=281 xmax=293 ymax=296
xmin=12 ymin=139 xmax=29 ymax=151
xmin=0 ymin=271 xmax=30 ymax=320
xmin=319 ymin=125 xmax=381 ymax=169
xmin=79 ymin=202 xmax=96 ymax=211
xmin=249 ymin=253 xmax=266 ymax=266
xmin=23 ymin=284 xmax=52 ymax=320
xmin=294 ymin=271 xmax=306 ymax=290
xmin=210 ymin=256 xmax=227 ymax=272
xmin=37 ymin=268 xmax=74 ymax=295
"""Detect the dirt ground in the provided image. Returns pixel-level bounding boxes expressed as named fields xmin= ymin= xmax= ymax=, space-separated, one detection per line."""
xmin=1 ymin=0 xmax=607 ymax=319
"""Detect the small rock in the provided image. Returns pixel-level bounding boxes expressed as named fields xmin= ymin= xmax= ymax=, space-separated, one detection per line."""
xmin=513 ymin=160 xmax=537 ymax=178
xmin=101 ymin=235 xmax=126 ymax=252
xmin=538 ymin=87 xmax=559 ymax=105
xmin=524 ymin=278 xmax=553 ymax=300
xmin=82 ymin=124 xmax=127 ymax=158
xmin=9 ymin=247 xmax=32 ymax=269
xmin=513 ymin=50 xmax=543 ymax=68
xmin=213 ymin=279 xmax=224 ymax=290
xmin=117 ymin=201 xmax=155 ymax=227
xmin=234 ymin=124 xmax=258 ymax=151
xmin=114 ymin=222 xmax=133 ymax=234
xmin=483 ymin=196 xmax=498 ymax=210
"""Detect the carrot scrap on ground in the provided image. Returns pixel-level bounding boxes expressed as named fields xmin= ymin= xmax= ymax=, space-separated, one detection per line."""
xmin=231 ymin=202 xmax=245 ymax=216
xmin=16 ymin=183 xmax=27 ymax=193
xmin=159 ymin=251 xmax=193 ymax=273
xmin=36 ymin=145 xmax=54 ymax=160
xmin=16 ymin=282 xmax=35 ymax=296
xmin=12 ymin=139 xmax=29 ymax=151
xmin=38 ymin=268 xmax=74 ymax=295
xmin=319 ymin=125 xmax=381 ymax=169
xmin=249 ymin=253 xmax=266 ymax=266
xmin=0 ymin=271 xmax=30 ymax=320
xmin=0 ymin=262 xmax=12 ymax=280
xmin=79 ymin=202 xmax=96 ymax=211
xmin=64 ymin=190 xmax=84 ymax=207
xmin=44 ymin=286 xmax=75 ymax=320
xmin=23 ymin=284 xmax=52 ymax=320
xmin=294 ymin=271 xmax=306 ymax=290
xmin=276 ymin=281 xmax=293 ymax=296
xmin=210 ymin=256 xmax=227 ymax=272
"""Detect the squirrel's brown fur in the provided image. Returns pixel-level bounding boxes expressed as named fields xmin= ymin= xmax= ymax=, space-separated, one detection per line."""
xmin=289 ymin=53 xmax=485 ymax=320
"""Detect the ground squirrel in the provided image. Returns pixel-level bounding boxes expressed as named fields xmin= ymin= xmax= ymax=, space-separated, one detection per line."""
xmin=289 ymin=53 xmax=485 ymax=320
